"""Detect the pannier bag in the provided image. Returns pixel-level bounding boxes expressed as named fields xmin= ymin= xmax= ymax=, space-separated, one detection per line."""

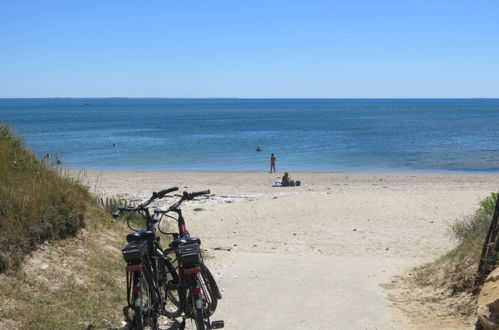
xmin=178 ymin=243 xmax=201 ymax=267
xmin=122 ymin=240 xmax=148 ymax=263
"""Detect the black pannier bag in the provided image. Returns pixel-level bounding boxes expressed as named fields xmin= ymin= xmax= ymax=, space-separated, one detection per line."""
xmin=178 ymin=243 xmax=200 ymax=267
xmin=122 ymin=240 xmax=147 ymax=263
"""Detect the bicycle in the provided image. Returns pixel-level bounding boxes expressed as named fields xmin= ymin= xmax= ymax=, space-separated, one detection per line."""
xmin=114 ymin=187 xmax=223 ymax=330
xmin=115 ymin=187 xmax=179 ymax=329
xmin=153 ymin=190 xmax=223 ymax=330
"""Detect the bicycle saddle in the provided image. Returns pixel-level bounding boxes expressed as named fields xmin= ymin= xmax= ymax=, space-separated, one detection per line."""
xmin=126 ymin=230 xmax=156 ymax=242
xmin=169 ymin=236 xmax=201 ymax=248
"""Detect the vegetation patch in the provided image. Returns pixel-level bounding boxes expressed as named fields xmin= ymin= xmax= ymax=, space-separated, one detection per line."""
xmin=0 ymin=124 xmax=90 ymax=273
xmin=412 ymin=192 xmax=498 ymax=317
xmin=0 ymin=207 xmax=130 ymax=329
xmin=0 ymin=125 xmax=176 ymax=328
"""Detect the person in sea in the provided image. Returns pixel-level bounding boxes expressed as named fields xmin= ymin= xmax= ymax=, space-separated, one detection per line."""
xmin=281 ymin=172 xmax=295 ymax=186
xmin=270 ymin=153 xmax=276 ymax=173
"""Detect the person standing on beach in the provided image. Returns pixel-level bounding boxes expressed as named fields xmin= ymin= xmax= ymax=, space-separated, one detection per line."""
xmin=270 ymin=153 xmax=276 ymax=173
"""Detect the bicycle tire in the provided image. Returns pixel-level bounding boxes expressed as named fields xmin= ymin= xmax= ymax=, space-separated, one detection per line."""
xmin=193 ymin=289 xmax=206 ymax=330
xmin=131 ymin=271 xmax=145 ymax=330
xmin=145 ymin=268 xmax=159 ymax=330
xmin=200 ymin=262 xmax=220 ymax=316
xmin=160 ymin=249 xmax=220 ymax=320
xmin=132 ymin=269 xmax=158 ymax=330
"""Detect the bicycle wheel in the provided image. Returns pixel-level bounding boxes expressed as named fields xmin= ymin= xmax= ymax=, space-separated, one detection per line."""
xmin=159 ymin=248 xmax=182 ymax=317
xmin=199 ymin=262 xmax=220 ymax=316
xmin=132 ymin=269 xmax=158 ymax=330
xmin=194 ymin=305 xmax=206 ymax=330
xmin=192 ymin=287 xmax=206 ymax=330
xmin=131 ymin=271 xmax=145 ymax=329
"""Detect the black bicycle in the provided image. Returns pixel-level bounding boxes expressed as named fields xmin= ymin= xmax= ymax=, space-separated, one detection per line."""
xmin=153 ymin=190 xmax=223 ymax=330
xmin=114 ymin=187 xmax=223 ymax=330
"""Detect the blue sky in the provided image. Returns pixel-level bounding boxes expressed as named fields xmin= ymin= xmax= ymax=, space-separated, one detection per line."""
xmin=1 ymin=1 xmax=498 ymax=98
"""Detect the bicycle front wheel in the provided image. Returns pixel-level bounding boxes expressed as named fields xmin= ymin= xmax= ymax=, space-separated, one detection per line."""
xmin=200 ymin=262 xmax=221 ymax=317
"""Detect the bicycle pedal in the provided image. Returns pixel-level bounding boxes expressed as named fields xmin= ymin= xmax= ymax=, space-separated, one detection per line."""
xmin=210 ymin=320 xmax=224 ymax=329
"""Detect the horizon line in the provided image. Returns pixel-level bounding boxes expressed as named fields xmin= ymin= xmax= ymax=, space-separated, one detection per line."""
xmin=1 ymin=97 xmax=499 ymax=100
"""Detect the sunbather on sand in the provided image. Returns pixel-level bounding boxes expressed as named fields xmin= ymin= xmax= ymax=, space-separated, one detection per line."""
xmin=281 ymin=172 xmax=295 ymax=186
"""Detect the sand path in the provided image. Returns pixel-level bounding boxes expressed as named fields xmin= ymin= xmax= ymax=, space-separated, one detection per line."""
xmin=190 ymin=191 xmax=482 ymax=329
xmin=79 ymin=172 xmax=499 ymax=329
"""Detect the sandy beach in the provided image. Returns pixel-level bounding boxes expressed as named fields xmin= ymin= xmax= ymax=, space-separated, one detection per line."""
xmin=79 ymin=172 xmax=499 ymax=329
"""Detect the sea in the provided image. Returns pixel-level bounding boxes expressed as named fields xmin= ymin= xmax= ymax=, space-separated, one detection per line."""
xmin=1 ymin=98 xmax=499 ymax=174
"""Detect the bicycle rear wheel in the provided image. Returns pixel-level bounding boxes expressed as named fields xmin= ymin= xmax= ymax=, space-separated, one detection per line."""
xmin=194 ymin=305 xmax=206 ymax=330
xmin=132 ymin=269 xmax=157 ymax=330
xmin=192 ymin=285 xmax=207 ymax=330
xmin=160 ymin=251 xmax=219 ymax=317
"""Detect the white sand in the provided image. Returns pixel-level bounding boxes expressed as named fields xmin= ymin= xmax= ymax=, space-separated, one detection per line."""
xmin=79 ymin=172 xmax=499 ymax=329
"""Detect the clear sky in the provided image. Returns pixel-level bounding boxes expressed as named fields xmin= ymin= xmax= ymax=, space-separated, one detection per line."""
xmin=1 ymin=1 xmax=498 ymax=98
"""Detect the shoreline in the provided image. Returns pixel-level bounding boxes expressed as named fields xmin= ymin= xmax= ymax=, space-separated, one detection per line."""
xmin=75 ymin=170 xmax=499 ymax=181
xmin=70 ymin=168 xmax=499 ymax=175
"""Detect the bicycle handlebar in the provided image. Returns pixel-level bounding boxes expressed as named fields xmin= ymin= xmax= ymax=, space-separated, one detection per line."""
xmin=112 ymin=186 xmax=179 ymax=218
xmin=112 ymin=188 xmax=210 ymax=220
xmin=144 ymin=186 xmax=179 ymax=206
xmin=156 ymin=186 xmax=179 ymax=199
xmin=152 ymin=189 xmax=211 ymax=216
xmin=112 ymin=206 xmax=136 ymax=219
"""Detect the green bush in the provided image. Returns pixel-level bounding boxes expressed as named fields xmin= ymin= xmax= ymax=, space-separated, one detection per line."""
xmin=0 ymin=124 xmax=90 ymax=272
xmin=478 ymin=192 xmax=498 ymax=217
xmin=415 ymin=191 xmax=499 ymax=301
xmin=449 ymin=192 xmax=497 ymax=245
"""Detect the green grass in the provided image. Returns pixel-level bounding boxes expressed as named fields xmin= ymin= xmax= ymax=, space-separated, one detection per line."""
xmin=0 ymin=124 xmax=164 ymax=328
xmin=413 ymin=192 xmax=498 ymax=315
xmin=0 ymin=124 xmax=90 ymax=273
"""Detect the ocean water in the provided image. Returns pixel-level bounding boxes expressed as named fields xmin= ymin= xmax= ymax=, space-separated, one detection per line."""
xmin=1 ymin=98 xmax=499 ymax=173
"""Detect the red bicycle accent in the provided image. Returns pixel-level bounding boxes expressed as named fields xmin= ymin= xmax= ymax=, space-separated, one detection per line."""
xmin=126 ymin=264 xmax=143 ymax=272
xmin=184 ymin=267 xmax=201 ymax=275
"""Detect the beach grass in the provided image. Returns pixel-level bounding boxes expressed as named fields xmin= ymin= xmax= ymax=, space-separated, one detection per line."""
xmin=0 ymin=124 xmax=132 ymax=328
xmin=0 ymin=124 xmax=90 ymax=273
xmin=0 ymin=207 xmax=130 ymax=329
xmin=413 ymin=192 xmax=497 ymax=315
